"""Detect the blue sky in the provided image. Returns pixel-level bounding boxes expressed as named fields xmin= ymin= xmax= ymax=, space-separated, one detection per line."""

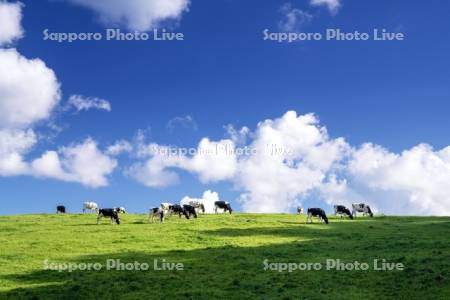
xmin=0 ymin=0 xmax=449 ymax=215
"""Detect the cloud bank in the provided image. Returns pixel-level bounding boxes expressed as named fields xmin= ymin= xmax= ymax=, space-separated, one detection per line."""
xmin=125 ymin=111 xmax=450 ymax=216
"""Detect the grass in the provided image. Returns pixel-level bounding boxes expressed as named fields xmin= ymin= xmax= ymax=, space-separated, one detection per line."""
xmin=0 ymin=213 xmax=449 ymax=299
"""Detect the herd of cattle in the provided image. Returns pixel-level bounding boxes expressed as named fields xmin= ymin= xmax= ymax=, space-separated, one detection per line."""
xmin=299 ymin=204 xmax=374 ymax=224
xmin=55 ymin=201 xmax=373 ymax=225
xmin=56 ymin=200 xmax=233 ymax=224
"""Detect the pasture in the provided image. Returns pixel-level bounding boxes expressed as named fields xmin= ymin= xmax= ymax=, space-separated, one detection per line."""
xmin=0 ymin=213 xmax=449 ymax=299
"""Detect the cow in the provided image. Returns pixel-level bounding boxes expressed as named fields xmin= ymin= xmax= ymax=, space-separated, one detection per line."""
xmin=186 ymin=200 xmax=205 ymax=214
xmin=352 ymin=203 xmax=374 ymax=217
xmin=148 ymin=207 xmax=165 ymax=223
xmin=114 ymin=207 xmax=126 ymax=214
xmin=214 ymin=201 xmax=232 ymax=214
xmin=334 ymin=205 xmax=353 ymax=219
xmin=171 ymin=204 xmax=190 ymax=219
xmin=306 ymin=208 xmax=329 ymax=224
xmin=160 ymin=203 xmax=174 ymax=216
xmin=183 ymin=204 xmax=198 ymax=219
xmin=56 ymin=205 xmax=66 ymax=214
xmin=97 ymin=208 xmax=120 ymax=224
xmin=83 ymin=202 xmax=99 ymax=213
xmin=297 ymin=207 xmax=304 ymax=214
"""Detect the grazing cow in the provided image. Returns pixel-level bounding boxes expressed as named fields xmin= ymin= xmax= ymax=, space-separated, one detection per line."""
xmin=214 ymin=201 xmax=232 ymax=214
xmin=114 ymin=207 xmax=126 ymax=214
xmin=160 ymin=203 xmax=174 ymax=216
xmin=148 ymin=207 xmax=165 ymax=223
xmin=56 ymin=205 xmax=66 ymax=214
xmin=297 ymin=207 xmax=304 ymax=214
xmin=83 ymin=201 xmax=99 ymax=213
xmin=97 ymin=208 xmax=120 ymax=224
xmin=306 ymin=208 xmax=329 ymax=224
xmin=352 ymin=203 xmax=374 ymax=217
xmin=183 ymin=205 xmax=198 ymax=219
xmin=171 ymin=204 xmax=190 ymax=219
xmin=334 ymin=205 xmax=353 ymax=219
xmin=186 ymin=200 xmax=205 ymax=214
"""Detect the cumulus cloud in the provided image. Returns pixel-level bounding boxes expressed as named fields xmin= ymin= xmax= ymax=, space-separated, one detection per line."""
xmin=0 ymin=49 xmax=61 ymax=129
xmin=0 ymin=1 xmax=23 ymax=46
xmin=310 ymin=0 xmax=341 ymax=14
xmin=236 ymin=111 xmax=349 ymax=212
xmin=66 ymin=94 xmax=111 ymax=112
xmin=126 ymin=110 xmax=450 ymax=216
xmin=127 ymin=137 xmax=237 ymax=187
xmin=0 ymin=129 xmax=36 ymax=176
xmin=0 ymin=3 xmax=117 ymax=188
xmin=225 ymin=124 xmax=250 ymax=146
xmin=180 ymin=190 xmax=222 ymax=214
xmin=342 ymin=143 xmax=450 ymax=216
xmin=64 ymin=0 xmax=190 ymax=31
xmin=278 ymin=3 xmax=313 ymax=32
xmin=31 ymin=139 xmax=117 ymax=187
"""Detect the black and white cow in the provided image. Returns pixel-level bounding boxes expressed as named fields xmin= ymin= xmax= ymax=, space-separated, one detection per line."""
xmin=160 ymin=203 xmax=174 ymax=216
xmin=186 ymin=201 xmax=205 ymax=214
xmin=297 ymin=207 xmax=304 ymax=214
xmin=171 ymin=204 xmax=190 ymax=219
xmin=148 ymin=207 xmax=165 ymax=223
xmin=334 ymin=205 xmax=353 ymax=219
xmin=352 ymin=203 xmax=374 ymax=217
xmin=97 ymin=208 xmax=120 ymax=224
xmin=183 ymin=205 xmax=198 ymax=219
xmin=114 ymin=207 xmax=126 ymax=214
xmin=214 ymin=201 xmax=232 ymax=214
xmin=306 ymin=208 xmax=329 ymax=224
xmin=56 ymin=205 xmax=66 ymax=214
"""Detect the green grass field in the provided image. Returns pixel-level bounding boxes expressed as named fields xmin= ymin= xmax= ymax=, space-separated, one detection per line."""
xmin=0 ymin=213 xmax=449 ymax=299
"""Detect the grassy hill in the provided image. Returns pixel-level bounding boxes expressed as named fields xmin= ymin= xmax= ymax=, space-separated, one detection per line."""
xmin=0 ymin=213 xmax=449 ymax=299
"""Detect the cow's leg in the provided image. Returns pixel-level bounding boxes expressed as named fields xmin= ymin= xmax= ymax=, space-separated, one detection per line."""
xmin=97 ymin=214 xmax=102 ymax=224
xmin=159 ymin=212 xmax=164 ymax=223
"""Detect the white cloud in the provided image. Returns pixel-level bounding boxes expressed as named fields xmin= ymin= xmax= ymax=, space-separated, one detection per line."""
xmin=0 ymin=49 xmax=61 ymax=129
xmin=64 ymin=0 xmax=190 ymax=31
xmin=342 ymin=143 xmax=450 ymax=216
xmin=167 ymin=115 xmax=197 ymax=131
xmin=127 ymin=137 xmax=237 ymax=187
xmin=0 ymin=1 xmax=23 ymax=46
xmin=310 ymin=0 xmax=341 ymax=14
xmin=225 ymin=124 xmax=250 ymax=146
xmin=0 ymin=3 xmax=117 ymax=188
xmin=67 ymin=94 xmax=111 ymax=112
xmin=237 ymin=111 xmax=349 ymax=212
xmin=106 ymin=140 xmax=133 ymax=156
xmin=180 ymin=190 xmax=221 ymax=214
xmin=126 ymin=148 xmax=180 ymax=188
xmin=126 ymin=110 xmax=450 ymax=216
xmin=278 ymin=3 xmax=313 ymax=32
xmin=31 ymin=138 xmax=118 ymax=188
xmin=0 ymin=129 xmax=36 ymax=176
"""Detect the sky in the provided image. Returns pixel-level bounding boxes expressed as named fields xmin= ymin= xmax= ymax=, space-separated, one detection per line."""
xmin=0 ymin=0 xmax=449 ymax=215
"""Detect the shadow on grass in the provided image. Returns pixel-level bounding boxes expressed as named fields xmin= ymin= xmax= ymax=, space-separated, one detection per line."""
xmin=1 ymin=219 xmax=449 ymax=299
